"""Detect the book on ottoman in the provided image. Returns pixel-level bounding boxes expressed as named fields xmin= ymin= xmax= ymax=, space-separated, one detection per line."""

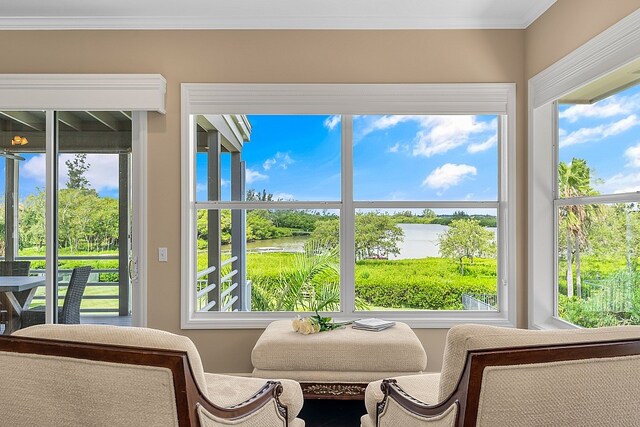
xmin=353 ymin=318 xmax=396 ymax=332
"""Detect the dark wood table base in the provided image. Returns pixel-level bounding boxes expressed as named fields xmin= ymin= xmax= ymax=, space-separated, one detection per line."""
xmin=301 ymin=382 xmax=368 ymax=400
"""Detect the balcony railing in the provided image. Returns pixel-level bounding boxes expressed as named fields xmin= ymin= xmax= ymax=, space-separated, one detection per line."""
xmin=462 ymin=293 xmax=498 ymax=311
xmin=196 ymin=256 xmax=251 ymax=312
xmin=16 ymin=255 xmax=122 ymax=315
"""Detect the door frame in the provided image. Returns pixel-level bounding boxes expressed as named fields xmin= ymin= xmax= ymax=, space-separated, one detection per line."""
xmin=0 ymin=74 xmax=166 ymax=327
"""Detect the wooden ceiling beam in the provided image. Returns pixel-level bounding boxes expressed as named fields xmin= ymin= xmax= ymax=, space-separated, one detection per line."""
xmin=0 ymin=111 xmax=45 ymax=131
xmin=57 ymin=111 xmax=83 ymax=131
xmin=86 ymin=111 xmax=120 ymax=131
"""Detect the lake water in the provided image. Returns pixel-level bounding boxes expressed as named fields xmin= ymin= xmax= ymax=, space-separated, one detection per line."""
xmin=227 ymin=223 xmax=497 ymax=260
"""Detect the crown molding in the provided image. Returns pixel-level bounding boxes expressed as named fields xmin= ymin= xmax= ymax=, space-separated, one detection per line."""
xmin=0 ymin=74 xmax=166 ymax=113
xmin=0 ymin=1 xmax=557 ymax=30
xmin=521 ymin=0 xmax=557 ymax=28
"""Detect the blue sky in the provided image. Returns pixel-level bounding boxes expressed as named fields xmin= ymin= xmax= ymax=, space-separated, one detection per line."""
xmin=196 ymin=114 xmax=499 ymax=202
xmin=0 ymin=153 xmax=121 ymax=202
xmin=558 ymin=84 xmax=640 ymax=195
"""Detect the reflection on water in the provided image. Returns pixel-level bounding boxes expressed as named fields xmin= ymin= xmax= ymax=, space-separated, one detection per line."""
xmin=222 ymin=236 xmax=307 ymax=254
xmin=223 ymin=224 xmax=497 ymax=259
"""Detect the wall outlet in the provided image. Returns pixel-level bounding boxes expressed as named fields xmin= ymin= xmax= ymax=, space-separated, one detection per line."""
xmin=158 ymin=247 xmax=168 ymax=262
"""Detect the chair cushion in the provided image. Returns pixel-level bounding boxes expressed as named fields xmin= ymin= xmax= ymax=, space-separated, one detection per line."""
xmin=252 ymin=320 xmax=427 ymax=374
xmin=438 ymin=324 xmax=640 ymax=401
xmin=14 ymin=324 xmax=208 ymax=390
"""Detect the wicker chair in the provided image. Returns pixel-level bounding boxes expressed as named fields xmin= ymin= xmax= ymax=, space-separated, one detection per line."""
xmin=0 ymin=261 xmax=31 ymax=334
xmin=21 ymin=266 xmax=91 ymax=327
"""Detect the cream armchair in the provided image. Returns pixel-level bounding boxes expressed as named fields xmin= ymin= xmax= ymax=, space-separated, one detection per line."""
xmin=1 ymin=324 xmax=304 ymax=427
xmin=362 ymin=324 xmax=640 ymax=427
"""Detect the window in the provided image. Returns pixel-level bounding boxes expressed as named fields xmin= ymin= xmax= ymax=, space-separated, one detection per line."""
xmin=528 ymin=11 xmax=640 ymax=329
xmin=181 ymin=84 xmax=516 ymax=328
xmin=554 ymin=83 xmax=640 ymax=327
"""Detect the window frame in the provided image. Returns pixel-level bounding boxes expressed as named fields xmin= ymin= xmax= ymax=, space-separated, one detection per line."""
xmin=528 ymin=8 xmax=640 ymax=329
xmin=181 ymin=83 xmax=517 ymax=329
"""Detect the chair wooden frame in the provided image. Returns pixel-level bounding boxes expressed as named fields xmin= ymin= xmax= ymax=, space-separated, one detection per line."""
xmin=0 ymin=335 xmax=289 ymax=426
xmin=377 ymin=338 xmax=640 ymax=427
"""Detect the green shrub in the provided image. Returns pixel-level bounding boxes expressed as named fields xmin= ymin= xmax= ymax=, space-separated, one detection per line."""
xmin=356 ymin=279 xmax=495 ymax=310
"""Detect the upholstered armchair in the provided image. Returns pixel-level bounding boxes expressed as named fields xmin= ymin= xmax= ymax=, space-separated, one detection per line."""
xmin=2 ymin=324 xmax=305 ymax=426
xmin=362 ymin=324 xmax=640 ymax=427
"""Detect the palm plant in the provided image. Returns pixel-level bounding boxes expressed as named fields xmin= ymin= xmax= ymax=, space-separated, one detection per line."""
xmin=558 ymin=158 xmax=600 ymax=298
xmin=250 ymin=241 xmax=369 ymax=312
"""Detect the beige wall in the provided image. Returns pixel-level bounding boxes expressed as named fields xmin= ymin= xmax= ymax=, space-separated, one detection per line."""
xmin=525 ymin=0 xmax=640 ymax=79
xmin=0 ymin=0 xmax=636 ymax=373
xmin=0 ymin=29 xmax=524 ymax=372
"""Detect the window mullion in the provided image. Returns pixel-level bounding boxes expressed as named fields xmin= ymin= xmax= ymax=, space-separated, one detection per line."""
xmin=341 ymin=115 xmax=355 ymax=315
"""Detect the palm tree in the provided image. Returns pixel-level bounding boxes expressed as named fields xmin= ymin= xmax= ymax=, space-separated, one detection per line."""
xmin=558 ymin=158 xmax=599 ymax=298
xmin=250 ymin=242 xmax=369 ymax=312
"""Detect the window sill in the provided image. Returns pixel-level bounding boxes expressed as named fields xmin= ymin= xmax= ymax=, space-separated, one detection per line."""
xmin=530 ymin=316 xmax=580 ymax=330
xmin=181 ymin=310 xmax=516 ymax=329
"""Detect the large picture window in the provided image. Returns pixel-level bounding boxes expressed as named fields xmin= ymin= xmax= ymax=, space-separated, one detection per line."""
xmin=555 ymin=83 xmax=640 ymax=327
xmin=181 ymin=84 xmax=516 ymax=328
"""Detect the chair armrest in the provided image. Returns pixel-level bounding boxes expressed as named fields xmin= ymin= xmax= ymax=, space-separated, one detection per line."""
xmin=197 ymin=380 xmax=291 ymax=426
xmin=202 ymin=373 xmax=304 ymax=425
xmin=375 ymin=379 xmax=459 ymax=426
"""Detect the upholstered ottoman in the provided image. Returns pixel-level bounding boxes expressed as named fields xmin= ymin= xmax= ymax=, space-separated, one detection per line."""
xmin=252 ymin=320 xmax=427 ymax=400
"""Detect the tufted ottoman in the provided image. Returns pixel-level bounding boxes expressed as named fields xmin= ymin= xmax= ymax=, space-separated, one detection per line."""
xmin=251 ymin=320 xmax=427 ymax=400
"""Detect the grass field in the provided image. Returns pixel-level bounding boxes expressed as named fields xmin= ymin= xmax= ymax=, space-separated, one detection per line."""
xmin=19 ymin=248 xmax=120 ymax=311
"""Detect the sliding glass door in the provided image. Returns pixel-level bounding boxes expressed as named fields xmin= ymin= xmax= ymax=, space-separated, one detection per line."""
xmin=0 ymin=109 xmax=139 ymax=331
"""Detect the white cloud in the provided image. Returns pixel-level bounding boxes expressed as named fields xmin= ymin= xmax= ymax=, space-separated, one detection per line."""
xmin=263 ymin=152 xmax=294 ymax=171
xmin=272 ymin=192 xmax=295 ymax=201
xmin=355 ymin=115 xmax=496 ymax=156
xmin=560 ymin=114 xmax=640 ymax=147
xmin=323 ymin=115 xmax=341 ymax=130
xmin=412 ymin=116 xmax=494 ymax=157
xmin=422 ymin=163 xmax=477 ymax=191
xmin=625 ymin=143 xmax=640 ymax=168
xmin=22 ymin=153 xmax=119 ymax=192
xmin=388 ymin=143 xmax=400 ymax=153
xmin=559 ymin=96 xmax=635 ymax=123
xmin=22 ymin=154 xmax=46 ymax=184
xmin=245 ymin=168 xmax=268 ymax=184
xmin=599 ymin=171 xmax=640 ymax=194
xmin=467 ymin=135 xmax=497 ymax=154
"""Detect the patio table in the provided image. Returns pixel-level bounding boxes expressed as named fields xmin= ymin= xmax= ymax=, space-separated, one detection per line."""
xmin=0 ymin=276 xmax=45 ymax=316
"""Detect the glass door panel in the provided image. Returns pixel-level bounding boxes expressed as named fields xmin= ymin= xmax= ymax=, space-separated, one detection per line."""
xmin=0 ymin=110 xmax=47 ymax=333
xmin=56 ymin=111 xmax=132 ymax=326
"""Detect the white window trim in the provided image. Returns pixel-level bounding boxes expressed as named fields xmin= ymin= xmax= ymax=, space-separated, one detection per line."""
xmin=0 ymin=73 xmax=166 ymax=327
xmin=528 ymin=9 xmax=640 ymax=330
xmin=181 ymin=83 xmax=517 ymax=329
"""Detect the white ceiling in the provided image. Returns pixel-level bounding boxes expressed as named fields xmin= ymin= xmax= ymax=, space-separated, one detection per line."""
xmin=0 ymin=0 xmax=557 ymax=30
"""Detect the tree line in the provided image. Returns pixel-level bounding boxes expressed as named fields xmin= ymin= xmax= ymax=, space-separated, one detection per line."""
xmin=0 ymin=154 xmax=120 ymax=254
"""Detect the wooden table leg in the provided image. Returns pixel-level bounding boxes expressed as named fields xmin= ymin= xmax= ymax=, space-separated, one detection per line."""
xmin=5 ymin=292 xmax=23 ymax=315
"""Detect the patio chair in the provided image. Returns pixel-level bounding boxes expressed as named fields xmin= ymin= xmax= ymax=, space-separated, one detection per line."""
xmin=20 ymin=266 xmax=91 ymax=327
xmin=0 ymin=261 xmax=31 ymax=334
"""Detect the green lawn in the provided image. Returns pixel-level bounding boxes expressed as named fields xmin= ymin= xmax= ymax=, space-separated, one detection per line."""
xmin=21 ymin=248 xmax=120 ymax=311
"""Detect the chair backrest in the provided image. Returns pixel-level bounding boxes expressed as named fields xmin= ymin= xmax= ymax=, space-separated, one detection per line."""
xmin=1 ymin=325 xmax=279 ymax=427
xmin=438 ymin=324 xmax=640 ymax=401
xmin=60 ymin=266 xmax=91 ymax=324
xmin=13 ymin=323 xmax=209 ymax=390
xmin=0 ymin=261 xmax=31 ymax=277
xmin=382 ymin=330 xmax=640 ymax=426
